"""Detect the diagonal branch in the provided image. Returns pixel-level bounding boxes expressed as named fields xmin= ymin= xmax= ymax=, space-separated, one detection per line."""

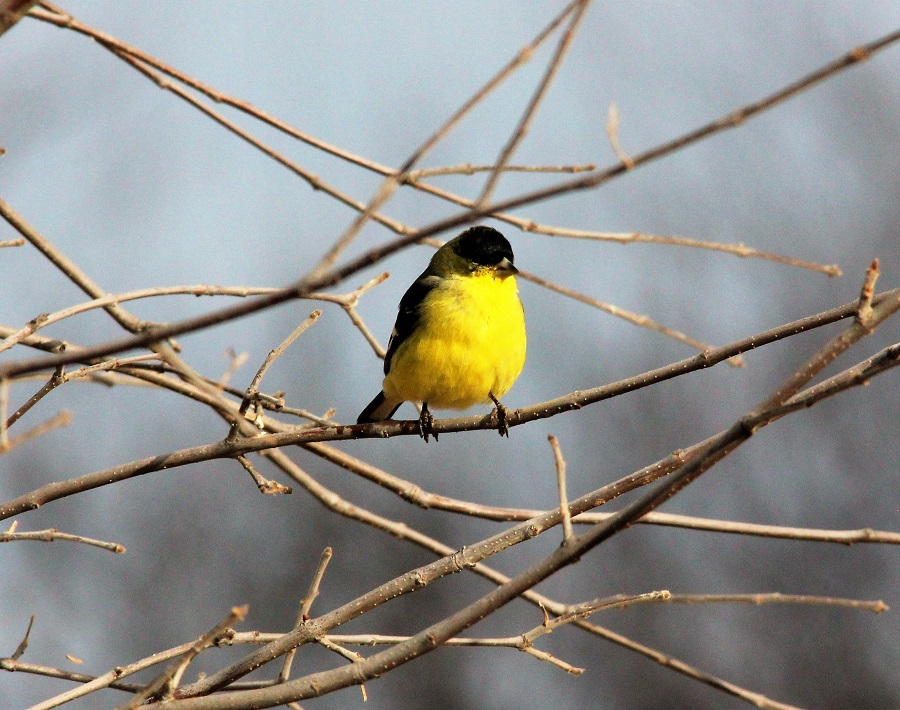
xmin=4 ymin=30 xmax=897 ymax=381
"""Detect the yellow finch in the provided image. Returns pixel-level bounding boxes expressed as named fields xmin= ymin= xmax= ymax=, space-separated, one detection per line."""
xmin=358 ymin=225 xmax=526 ymax=440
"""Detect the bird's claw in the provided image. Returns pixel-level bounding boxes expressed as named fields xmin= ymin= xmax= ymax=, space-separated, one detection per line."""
xmin=489 ymin=392 xmax=511 ymax=437
xmin=418 ymin=404 xmax=437 ymax=443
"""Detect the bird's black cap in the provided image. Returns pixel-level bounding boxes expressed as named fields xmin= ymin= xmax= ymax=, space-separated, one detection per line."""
xmin=451 ymin=226 xmax=515 ymax=267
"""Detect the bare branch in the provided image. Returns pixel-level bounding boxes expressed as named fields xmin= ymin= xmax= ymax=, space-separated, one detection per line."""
xmin=4 ymin=289 xmax=898 ymax=521
xmin=26 ymin=640 xmax=200 ymax=710
xmin=605 ymin=103 xmax=635 ymax=169
xmin=9 ymin=614 xmax=35 ymax=660
xmin=4 ymin=366 xmax=64 ymax=430
xmin=120 ymin=605 xmax=248 ymax=708
xmin=0 ymin=409 xmax=71 ymax=454
xmin=0 ymin=657 xmax=144 ymax=694
xmin=6 ymin=29 xmax=895 ymax=381
xmin=159 ymin=271 xmax=899 ymax=708
xmin=548 ymin=435 xmax=573 ymax=544
xmin=476 ymin=0 xmax=590 ymax=207
xmin=1 ymin=526 xmax=124 ymax=553
xmin=233 ymin=310 xmax=322 ymax=433
xmin=663 ymin=593 xmax=887 ymax=613
xmin=280 ymin=547 xmax=333 ymax=682
xmin=406 ymin=163 xmax=598 ymax=179
xmin=236 ymin=456 xmax=291 ymax=495
xmin=519 ymin=268 xmax=742 ymax=362
xmin=0 ymin=0 xmax=38 ymax=37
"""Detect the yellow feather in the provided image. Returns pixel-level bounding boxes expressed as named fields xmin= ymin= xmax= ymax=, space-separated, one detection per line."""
xmin=382 ymin=268 xmax=526 ymax=410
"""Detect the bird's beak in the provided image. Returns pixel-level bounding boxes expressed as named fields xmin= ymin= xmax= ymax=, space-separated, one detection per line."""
xmin=495 ymin=257 xmax=518 ymax=278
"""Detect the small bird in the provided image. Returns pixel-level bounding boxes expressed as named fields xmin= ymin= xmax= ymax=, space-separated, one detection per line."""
xmin=357 ymin=225 xmax=526 ymax=441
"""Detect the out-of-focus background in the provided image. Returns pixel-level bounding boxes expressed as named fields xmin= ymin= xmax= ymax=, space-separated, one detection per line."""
xmin=1 ymin=3 xmax=898 ymax=708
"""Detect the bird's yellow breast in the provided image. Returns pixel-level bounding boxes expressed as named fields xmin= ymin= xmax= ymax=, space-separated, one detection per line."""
xmin=382 ymin=271 xmax=526 ymax=410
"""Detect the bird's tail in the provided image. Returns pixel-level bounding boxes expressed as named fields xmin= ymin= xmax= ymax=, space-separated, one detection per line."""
xmin=357 ymin=391 xmax=402 ymax=423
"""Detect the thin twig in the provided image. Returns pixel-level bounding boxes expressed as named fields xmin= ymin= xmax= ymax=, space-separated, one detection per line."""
xmin=25 ymin=639 xmax=201 ymax=710
xmin=663 ymin=593 xmax=887 ymax=612
xmin=307 ymin=1 xmax=585 ymax=278
xmin=4 ymin=289 xmax=898 ymax=521
xmin=316 ymin=638 xmax=368 ymax=701
xmin=521 ymin=227 xmax=841 ymax=275
xmin=280 ymin=547 xmax=333 ymax=682
xmin=577 ymin=620 xmax=803 ymax=710
xmin=236 ymin=456 xmax=291 ymax=495
xmin=406 ymin=163 xmax=598 ymax=179
xmin=27 ymin=4 xmax=840 ymax=278
xmin=855 ymin=257 xmax=879 ymax=326
xmin=63 ymin=354 xmax=163 ymax=382
xmin=233 ymin=311 xmax=322 ymax=435
xmin=0 ymin=410 xmax=71 ymax=454
xmin=0 ymin=377 xmax=7 ymax=451
xmin=10 ymin=614 xmax=35 ymax=660
xmin=476 ymin=0 xmax=591 ymax=208
xmin=519 ymin=267 xmax=743 ymax=363
xmin=8 ymin=26 xmax=892 ymax=380
xmin=163 ymin=273 xmax=900 ymax=707
xmin=1 ymin=526 xmax=124 ymax=553
xmin=548 ymin=435 xmax=573 ymax=544
xmin=119 ymin=605 xmax=248 ymax=708
xmin=0 ymin=313 xmax=48 ymax=355
xmin=605 ymin=103 xmax=634 ymax=169
xmin=0 ymin=657 xmax=144 ymax=694
xmin=4 ymin=366 xmax=64 ymax=431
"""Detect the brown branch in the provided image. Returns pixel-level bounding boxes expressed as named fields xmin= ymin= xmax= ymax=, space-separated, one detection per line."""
xmin=0 ymin=409 xmax=71 ymax=454
xmin=4 ymin=366 xmax=64 ymax=430
xmin=0 ymin=658 xmax=144 ymax=694
xmin=548 ymin=435 xmax=573 ymax=544
xmin=605 ymin=103 xmax=635 ymax=169
xmin=156 ymin=272 xmax=899 ymax=708
xmin=232 ymin=311 xmax=322 ymax=435
xmin=406 ymin=163 xmax=598 ymax=179
xmin=0 ymin=313 xmax=48 ymax=355
xmin=523 ymin=227 xmax=841 ymax=276
xmin=663 ymin=593 xmax=887 ymax=613
xmin=1 ymin=525 xmax=124 ymax=553
xmin=118 ymin=607 xmax=248 ymax=709
xmin=3 ymin=289 xmax=897 ymax=521
xmin=476 ymin=0 xmax=590 ymax=207
xmin=576 ymin=620 xmax=804 ymax=710
xmin=9 ymin=614 xmax=35 ymax=660
xmin=0 ymin=0 xmax=37 ymax=36
xmin=236 ymin=456 xmax=291 ymax=495
xmin=280 ymin=547 xmax=333 ymax=682
xmin=27 ymin=639 xmax=202 ymax=710
xmin=855 ymin=257 xmax=879 ymax=326
xmin=6 ymin=30 xmax=894 ymax=381
xmin=169 ymin=335 xmax=899 ymax=701
xmin=306 ymin=0 xmax=586 ymax=278
xmin=518 ymin=267 xmax=743 ymax=362
xmin=26 ymin=4 xmax=839 ymax=276
xmin=307 ymin=437 xmax=900 ymax=543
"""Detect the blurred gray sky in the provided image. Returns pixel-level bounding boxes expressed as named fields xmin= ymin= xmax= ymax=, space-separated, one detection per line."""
xmin=1 ymin=3 xmax=898 ymax=708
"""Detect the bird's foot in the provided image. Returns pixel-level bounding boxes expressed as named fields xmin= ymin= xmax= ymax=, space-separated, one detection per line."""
xmin=418 ymin=403 xmax=438 ymax=442
xmin=489 ymin=392 xmax=511 ymax=437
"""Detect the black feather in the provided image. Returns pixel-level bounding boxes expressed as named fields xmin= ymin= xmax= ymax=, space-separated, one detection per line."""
xmin=452 ymin=226 xmax=514 ymax=267
xmin=383 ymin=274 xmax=439 ymax=375
xmin=357 ymin=390 xmax=402 ymax=423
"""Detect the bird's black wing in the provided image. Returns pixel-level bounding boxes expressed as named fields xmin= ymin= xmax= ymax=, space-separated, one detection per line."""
xmin=383 ymin=273 xmax=440 ymax=375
